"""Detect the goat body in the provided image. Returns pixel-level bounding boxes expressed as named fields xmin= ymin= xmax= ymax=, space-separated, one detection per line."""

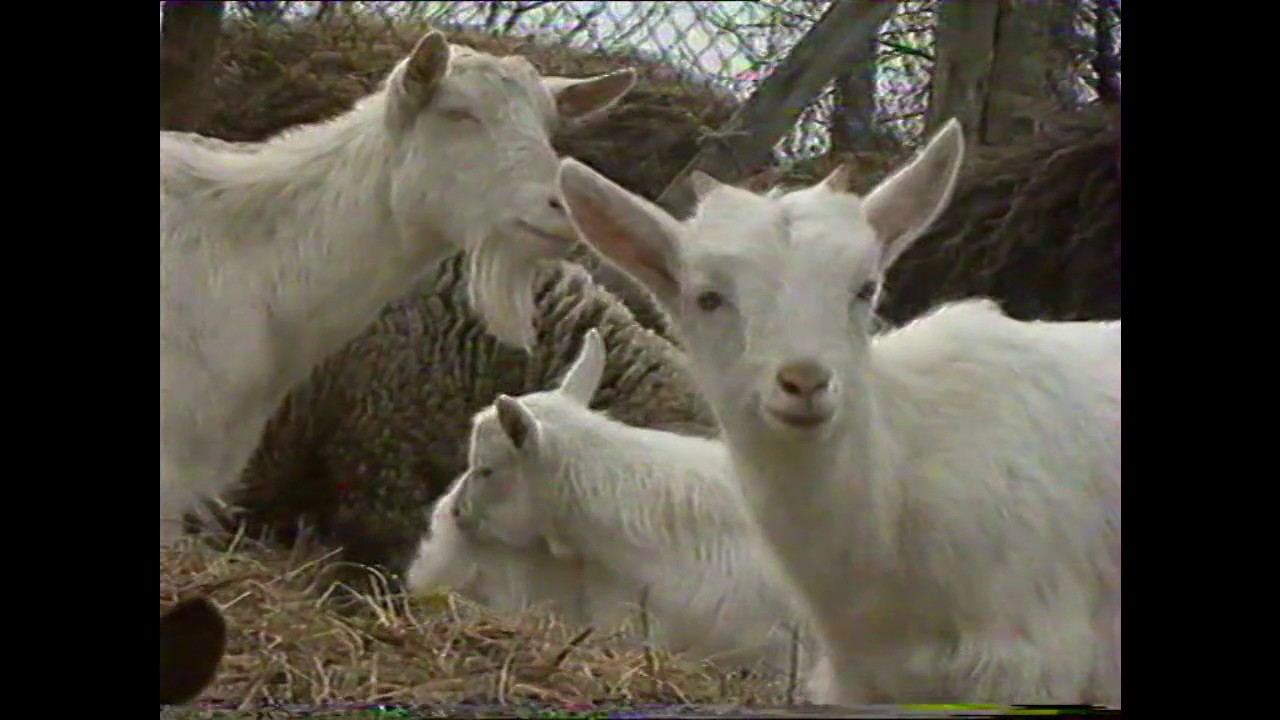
xmin=159 ymin=29 xmax=635 ymax=539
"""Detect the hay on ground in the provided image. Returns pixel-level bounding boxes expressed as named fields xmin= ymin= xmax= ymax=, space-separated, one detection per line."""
xmin=160 ymin=530 xmax=801 ymax=714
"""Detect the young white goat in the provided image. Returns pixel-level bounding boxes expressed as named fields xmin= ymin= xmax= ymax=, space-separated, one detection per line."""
xmin=407 ymin=329 xmax=826 ymax=678
xmin=159 ymin=28 xmax=636 ymax=542
xmin=555 ymin=120 xmax=1122 ymax=706
xmin=407 ymin=460 xmax=636 ymax=631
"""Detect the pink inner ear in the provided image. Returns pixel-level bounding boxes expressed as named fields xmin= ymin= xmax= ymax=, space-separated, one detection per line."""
xmin=573 ymin=198 xmax=675 ymax=286
xmin=616 ymin=240 xmax=676 ymax=285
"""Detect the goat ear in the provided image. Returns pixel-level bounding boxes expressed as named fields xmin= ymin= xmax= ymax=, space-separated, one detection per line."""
xmin=402 ymin=29 xmax=450 ymax=104
xmin=386 ymin=29 xmax=450 ymax=131
xmin=559 ymin=329 xmax=606 ymax=405
xmin=688 ymin=170 xmax=725 ymax=201
xmin=159 ymin=597 xmax=227 ymax=705
xmin=544 ymin=69 xmax=636 ymax=120
xmin=818 ymin=163 xmax=852 ymax=193
xmin=557 ymin=158 xmax=685 ymax=307
xmin=863 ymin=118 xmax=964 ymax=272
xmin=495 ymin=395 xmax=540 ymax=452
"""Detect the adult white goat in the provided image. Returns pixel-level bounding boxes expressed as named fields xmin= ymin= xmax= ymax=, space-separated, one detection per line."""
xmin=159 ymin=28 xmax=635 ymax=542
xmin=407 ymin=329 xmax=827 ymax=679
xmin=554 ymin=120 xmax=1122 ymax=706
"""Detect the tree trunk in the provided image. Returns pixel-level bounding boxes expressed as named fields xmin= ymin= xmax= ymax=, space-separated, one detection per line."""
xmin=983 ymin=0 xmax=1074 ymax=144
xmin=159 ymin=1 xmax=226 ymax=133
xmin=830 ymin=32 xmax=882 ymax=154
xmin=926 ymin=1 xmax=1000 ymax=143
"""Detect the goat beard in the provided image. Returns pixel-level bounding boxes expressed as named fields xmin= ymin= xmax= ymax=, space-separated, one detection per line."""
xmin=466 ymin=229 xmax=551 ymax=350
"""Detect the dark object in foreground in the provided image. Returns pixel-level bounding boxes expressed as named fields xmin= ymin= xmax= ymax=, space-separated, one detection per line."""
xmin=159 ymin=596 xmax=227 ymax=705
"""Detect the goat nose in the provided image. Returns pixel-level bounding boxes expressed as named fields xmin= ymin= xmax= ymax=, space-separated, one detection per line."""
xmin=776 ymin=361 xmax=832 ymax=398
xmin=548 ymin=196 xmax=564 ymax=212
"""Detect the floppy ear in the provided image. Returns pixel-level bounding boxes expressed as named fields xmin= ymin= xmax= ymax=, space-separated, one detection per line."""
xmin=862 ymin=118 xmax=965 ymax=272
xmin=556 ymin=158 xmax=686 ymax=308
xmin=543 ymin=69 xmax=637 ymax=120
xmin=495 ymin=395 xmax=541 ymax=452
xmin=558 ymin=329 xmax=606 ymax=405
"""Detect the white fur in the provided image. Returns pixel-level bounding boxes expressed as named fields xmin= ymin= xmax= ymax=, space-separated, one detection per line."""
xmin=159 ymin=29 xmax=636 ymax=540
xmin=407 ymin=329 xmax=829 ymax=681
xmin=406 ymin=464 xmax=635 ymax=629
xmin=555 ymin=119 xmax=1122 ymax=706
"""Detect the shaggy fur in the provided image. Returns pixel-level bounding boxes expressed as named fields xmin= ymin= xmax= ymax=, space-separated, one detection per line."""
xmin=228 ymin=253 xmax=716 ymax=584
xmin=407 ymin=329 xmax=824 ymax=678
xmin=555 ymin=120 xmax=1122 ymax=705
xmin=159 ymin=28 xmax=634 ymax=540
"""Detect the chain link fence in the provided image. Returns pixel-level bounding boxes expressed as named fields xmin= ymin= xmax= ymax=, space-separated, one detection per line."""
xmin=218 ymin=0 xmax=1120 ymax=164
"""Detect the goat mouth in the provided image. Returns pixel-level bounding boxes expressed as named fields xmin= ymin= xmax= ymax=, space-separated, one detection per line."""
xmin=764 ymin=406 xmax=832 ymax=430
xmin=516 ymin=220 xmax=573 ymax=247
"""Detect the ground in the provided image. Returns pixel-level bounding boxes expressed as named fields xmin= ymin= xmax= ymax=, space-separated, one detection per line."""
xmin=160 ymin=529 xmax=813 ymax=717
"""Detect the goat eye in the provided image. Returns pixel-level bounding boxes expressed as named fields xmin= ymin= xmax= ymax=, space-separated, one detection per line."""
xmin=695 ymin=290 xmax=725 ymax=312
xmin=855 ymin=281 xmax=878 ymax=303
xmin=442 ymin=108 xmax=480 ymax=123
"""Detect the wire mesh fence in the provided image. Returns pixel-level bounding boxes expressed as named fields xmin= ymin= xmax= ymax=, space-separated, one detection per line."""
xmin=212 ymin=0 xmax=1120 ymax=164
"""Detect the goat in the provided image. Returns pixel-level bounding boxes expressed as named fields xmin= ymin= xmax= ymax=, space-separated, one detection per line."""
xmin=159 ymin=27 xmax=635 ymax=542
xmin=408 ymin=329 xmax=828 ymax=681
xmin=554 ymin=119 xmax=1122 ymax=705
xmin=407 ymin=465 xmax=634 ymax=631
xmin=231 ymin=255 xmax=714 ymax=580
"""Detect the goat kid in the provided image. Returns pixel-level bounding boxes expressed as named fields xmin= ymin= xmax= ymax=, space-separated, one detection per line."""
xmin=409 ymin=329 xmax=828 ymax=680
xmin=555 ymin=120 xmax=1122 ymax=705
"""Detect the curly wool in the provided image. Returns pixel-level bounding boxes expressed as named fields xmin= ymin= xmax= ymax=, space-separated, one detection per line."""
xmin=227 ymin=252 xmax=716 ymax=583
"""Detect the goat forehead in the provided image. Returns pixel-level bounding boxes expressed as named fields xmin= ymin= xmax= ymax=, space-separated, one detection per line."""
xmin=450 ymin=56 xmax=552 ymax=120
xmin=686 ymin=190 xmax=878 ymax=294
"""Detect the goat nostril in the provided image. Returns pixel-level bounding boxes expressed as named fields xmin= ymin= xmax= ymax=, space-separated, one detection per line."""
xmin=776 ymin=362 xmax=832 ymax=398
xmin=548 ymin=197 xmax=564 ymax=212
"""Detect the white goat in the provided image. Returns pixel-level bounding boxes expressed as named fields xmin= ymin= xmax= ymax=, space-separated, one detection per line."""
xmin=159 ymin=28 xmax=636 ymax=542
xmin=407 ymin=329 xmax=827 ymax=678
xmin=407 ymin=461 xmax=636 ymax=631
xmin=554 ymin=119 xmax=1122 ymax=706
